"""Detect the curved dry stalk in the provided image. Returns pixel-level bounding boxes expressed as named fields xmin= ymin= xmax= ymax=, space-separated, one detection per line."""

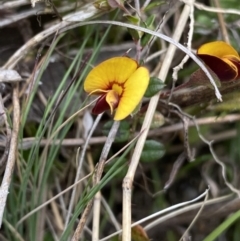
xmin=4 ymin=17 xmax=222 ymax=101
xmin=143 ymin=193 xmax=231 ymax=231
xmin=122 ymin=2 xmax=194 ymax=240
xmin=0 ymin=84 xmax=20 ymax=227
xmin=65 ymin=20 xmax=222 ymax=101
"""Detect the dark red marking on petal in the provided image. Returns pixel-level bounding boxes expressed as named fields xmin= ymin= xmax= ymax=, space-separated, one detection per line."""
xmin=92 ymin=94 xmax=110 ymax=115
xmin=198 ymin=54 xmax=237 ymax=81
xmin=228 ymin=57 xmax=240 ymax=79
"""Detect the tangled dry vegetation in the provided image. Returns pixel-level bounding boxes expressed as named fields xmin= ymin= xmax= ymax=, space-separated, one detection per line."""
xmin=1 ymin=0 xmax=240 ymax=241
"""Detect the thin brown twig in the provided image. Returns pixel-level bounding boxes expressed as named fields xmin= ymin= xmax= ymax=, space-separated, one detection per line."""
xmin=171 ymin=109 xmax=194 ymax=162
xmin=194 ymin=1 xmax=240 ymax=16
xmin=164 ymin=152 xmax=186 ymax=190
xmin=64 ymin=114 xmax=102 ymax=229
xmin=212 ymin=0 xmax=230 ymax=43
xmin=71 ymin=121 xmax=120 ymax=241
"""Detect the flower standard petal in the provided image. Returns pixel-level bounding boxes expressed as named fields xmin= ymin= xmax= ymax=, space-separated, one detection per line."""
xmin=197 ymin=41 xmax=240 ymax=81
xmin=197 ymin=41 xmax=239 ymax=58
xmin=114 ymin=67 xmax=150 ymax=121
xmin=84 ymin=57 xmax=138 ymax=93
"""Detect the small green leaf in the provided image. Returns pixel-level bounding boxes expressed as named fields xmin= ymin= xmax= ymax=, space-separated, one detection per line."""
xmin=141 ymin=33 xmax=152 ymax=48
xmin=127 ymin=28 xmax=141 ymax=41
xmin=124 ymin=14 xmax=141 ymax=40
xmin=144 ymin=15 xmax=155 ymax=28
xmin=94 ymin=0 xmax=112 ymax=10
xmin=144 ymin=77 xmax=165 ymax=97
xmin=103 ymin=120 xmax=130 ymax=142
xmin=140 ymin=140 xmax=165 ymax=162
xmin=140 ymin=15 xmax=155 ymax=47
xmin=124 ymin=14 xmax=140 ymax=24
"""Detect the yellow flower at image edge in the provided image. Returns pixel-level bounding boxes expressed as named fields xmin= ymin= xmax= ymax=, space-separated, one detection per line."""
xmin=84 ymin=57 xmax=150 ymax=121
xmin=197 ymin=41 xmax=240 ymax=81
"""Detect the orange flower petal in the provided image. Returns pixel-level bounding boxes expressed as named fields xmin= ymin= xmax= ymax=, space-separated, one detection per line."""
xmin=114 ymin=66 xmax=149 ymax=120
xmin=84 ymin=57 xmax=138 ymax=93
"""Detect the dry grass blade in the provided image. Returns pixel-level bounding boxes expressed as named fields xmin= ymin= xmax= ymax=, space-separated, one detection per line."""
xmin=194 ymin=1 xmax=240 ymax=15
xmin=0 ymin=84 xmax=20 ymax=227
xmin=0 ymin=95 xmax=11 ymax=170
xmin=71 ymin=121 xmax=120 ymax=241
xmin=212 ymin=0 xmax=230 ymax=43
xmin=65 ymin=114 xmax=103 ymax=228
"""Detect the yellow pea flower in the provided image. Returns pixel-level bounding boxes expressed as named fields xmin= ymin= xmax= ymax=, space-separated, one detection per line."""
xmin=197 ymin=41 xmax=240 ymax=81
xmin=84 ymin=57 xmax=150 ymax=121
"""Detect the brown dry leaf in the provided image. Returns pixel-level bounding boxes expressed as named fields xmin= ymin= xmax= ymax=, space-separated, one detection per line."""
xmin=132 ymin=225 xmax=150 ymax=241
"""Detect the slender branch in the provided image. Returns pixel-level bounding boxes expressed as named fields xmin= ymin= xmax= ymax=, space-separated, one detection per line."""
xmin=194 ymin=1 xmax=240 ymax=15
